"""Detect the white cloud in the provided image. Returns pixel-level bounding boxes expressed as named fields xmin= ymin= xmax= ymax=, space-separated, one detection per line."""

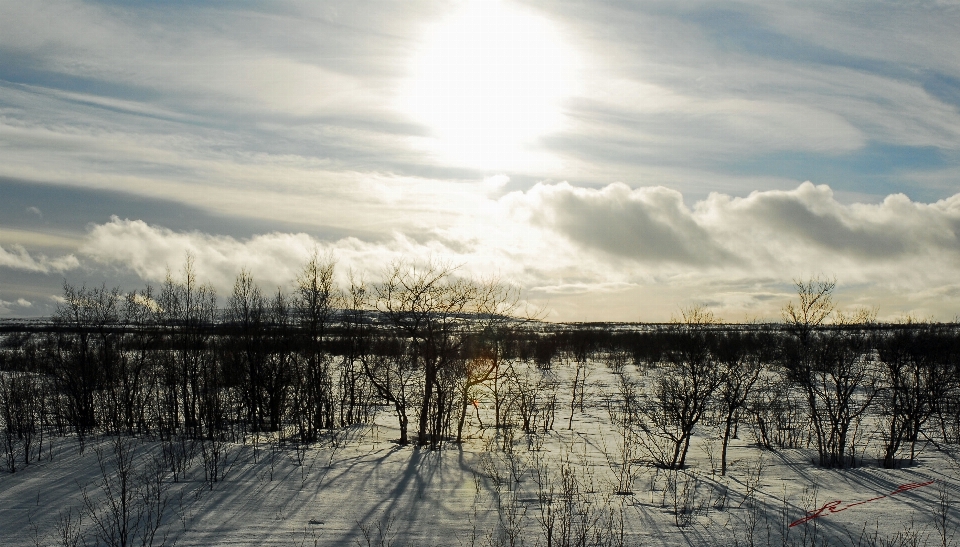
xmin=3 ymin=1 xmax=960 ymax=321
xmin=80 ymin=217 xmax=473 ymax=296
xmin=0 ymin=244 xmax=79 ymax=273
xmin=500 ymin=181 xmax=960 ymax=320
xmin=81 ymin=218 xmax=322 ymax=293
xmin=508 ymin=181 xmax=730 ymax=265
xmin=0 ymin=297 xmax=34 ymax=315
xmin=2 ymin=0 xmax=958 ymax=230
xmin=540 ymin=1 xmax=960 ymax=181
xmin=700 ymin=183 xmax=960 ymax=263
xmin=0 ymin=0 xmax=433 ymax=133
xmin=570 ymin=79 xmax=866 ymax=157
xmin=71 ymin=183 xmax=960 ymax=322
xmin=504 ymin=181 xmax=960 ymax=274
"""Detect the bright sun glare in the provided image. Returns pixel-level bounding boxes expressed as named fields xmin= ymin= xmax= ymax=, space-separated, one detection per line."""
xmin=403 ymin=0 xmax=573 ymax=170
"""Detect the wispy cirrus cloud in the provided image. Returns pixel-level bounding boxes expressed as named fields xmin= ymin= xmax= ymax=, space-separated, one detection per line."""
xmin=2 ymin=1 xmax=960 ymax=321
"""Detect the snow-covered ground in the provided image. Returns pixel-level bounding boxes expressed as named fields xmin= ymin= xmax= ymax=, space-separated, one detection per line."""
xmin=2 ymin=357 xmax=958 ymax=547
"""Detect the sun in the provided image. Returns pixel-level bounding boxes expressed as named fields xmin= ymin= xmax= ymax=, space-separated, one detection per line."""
xmin=401 ymin=0 xmax=574 ymax=170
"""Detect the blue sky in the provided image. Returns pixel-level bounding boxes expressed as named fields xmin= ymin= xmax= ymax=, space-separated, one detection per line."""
xmin=2 ymin=0 xmax=960 ymax=321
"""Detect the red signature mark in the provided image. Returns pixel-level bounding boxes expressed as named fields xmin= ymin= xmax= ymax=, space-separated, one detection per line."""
xmin=789 ymin=481 xmax=935 ymax=527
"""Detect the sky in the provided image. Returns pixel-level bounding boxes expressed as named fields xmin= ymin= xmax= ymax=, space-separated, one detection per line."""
xmin=2 ymin=0 xmax=960 ymax=322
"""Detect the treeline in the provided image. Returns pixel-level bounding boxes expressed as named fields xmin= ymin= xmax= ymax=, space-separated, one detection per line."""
xmin=0 ymin=255 xmax=545 ymax=472
xmin=2 ymin=265 xmax=960 ymax=475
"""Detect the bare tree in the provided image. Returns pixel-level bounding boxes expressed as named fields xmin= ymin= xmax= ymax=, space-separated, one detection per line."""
xmin=83 ymin=435 xmax=169 ymax=547
xmin=637 ymin=305 xmax=722 ymax=469
xmin=374 ymin=260 xmax=517 ymax=448
xmin=50 ymin=283 xmax=123 ymax=447
xmin=714 ymin=331 xmax=763 ymax=475
xmin=116 ymin=287 xmax=159 ymax=436
xmin=565 ymin=330 xmax=595 ymax=430
xmin=376 ymin=260 xmax=470 ymax=447
xmin=363 ymin=335 xmax=418 ymax=445
xmin=783 ymin=282 xmax=879 ymax=467
xmin=455 ymin=344 xmax=500 ymax=442
xmin=782 ymin=276 xmax=836 ymax=344
xmin=876 ymin=319 xmax=956 ymax=467
xmin=338 ymin=272 xmax=373 ymax=427
xmin=263 ymin=288 xmax=294 ymax=433
xmin=295 ymin=251 xmax=339 ymax=437
xmin=607 ymin=367 xmax=640 ymax=494
xmin=813 ymin=311 xmax=879 ymax=467
xmin=158 ymin=255 xmax=217 ymax=438
xmin=228 ymin=269 xmax=268 ymax=432
xmin=749 ymin=374 xmax=806 ymax=450
xmin=0 ymin=372 xmax=43 ymax=471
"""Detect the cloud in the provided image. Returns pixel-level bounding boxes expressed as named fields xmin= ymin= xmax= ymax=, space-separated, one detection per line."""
xmin=81 ymin=218 xmax=324 ymax=293
xmin=26 ymin=206 xmax=42 ymax=218
xmin=505 ymin=181 xmax=960 ymax=271
xmin=2 ymin=0 xmax=959 ymax=226
xmin=700 ymin=182 xmax=960 ymax=261
xmin=0 ymin=244 xmax=79 ymax=273
xmin=508 ymin=182 xmax=729 ymax=265
xmin=80 ymin=216 xmax=471 ymax=296
xmin=0 ymin=297 xmax=34 ymax=315
xmin=502 ymin=181 xmax=960 ymax=311
xmin=534 ymin=1 xmax=960 ymax=196
xmin=69 ymin=183 xmax=960 ymax=322
xmin=0 ymin=1 xmax=412 ymax=118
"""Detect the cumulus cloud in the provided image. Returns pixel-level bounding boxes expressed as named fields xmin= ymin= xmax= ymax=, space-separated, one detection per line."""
xmin=499 ymin=181 xmax=960 ymax=319
xmin=0 ymin=244 xmax=79 ymax=273
xmin=0 ymin=297 xmax=34 ymax=315
xmin=508 ymin=182 xmax=730 ymax=265
xmin=505 ymin=181 xmax=960 ymax=275
xmin=68 ymin=183 xmax=960 ymax=321
xmin=82 ymin=218 xmax=325 ymax=293
xmin=700 ymin=182 xmax=960 ymax=262
xmin=80 ymin=217 xmax=472 ymax=296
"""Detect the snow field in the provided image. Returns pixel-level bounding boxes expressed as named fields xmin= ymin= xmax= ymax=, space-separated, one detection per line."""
xmin=1 ymin=356 xmax=958 ymax=547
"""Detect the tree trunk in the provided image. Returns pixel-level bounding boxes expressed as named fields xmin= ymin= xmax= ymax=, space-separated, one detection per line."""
xmin=721 ymin=413 xmax=733 ymax=476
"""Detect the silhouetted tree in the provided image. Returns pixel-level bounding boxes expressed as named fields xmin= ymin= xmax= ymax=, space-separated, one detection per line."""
xmin=374 ymin=261 xmax=517 ymax=447
xmin=295 ymin=252 xmax=339 ymax=436
xmin=158 ymin=256 xmax=217 ymax=437
xmin=782 ymin=278 xmax=878 ymax=468
xmin=51 ymin=283 xmax=121 ymax=446
xmin=714 ymin=330 xmax=763 ymax=475
xmin=876 ymin=320 xmax=956 ymax=467
xmin=637 ymin=306 xmax=722 ymax=469
xmin=228 ymin=269 xmax=268 ymax=432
